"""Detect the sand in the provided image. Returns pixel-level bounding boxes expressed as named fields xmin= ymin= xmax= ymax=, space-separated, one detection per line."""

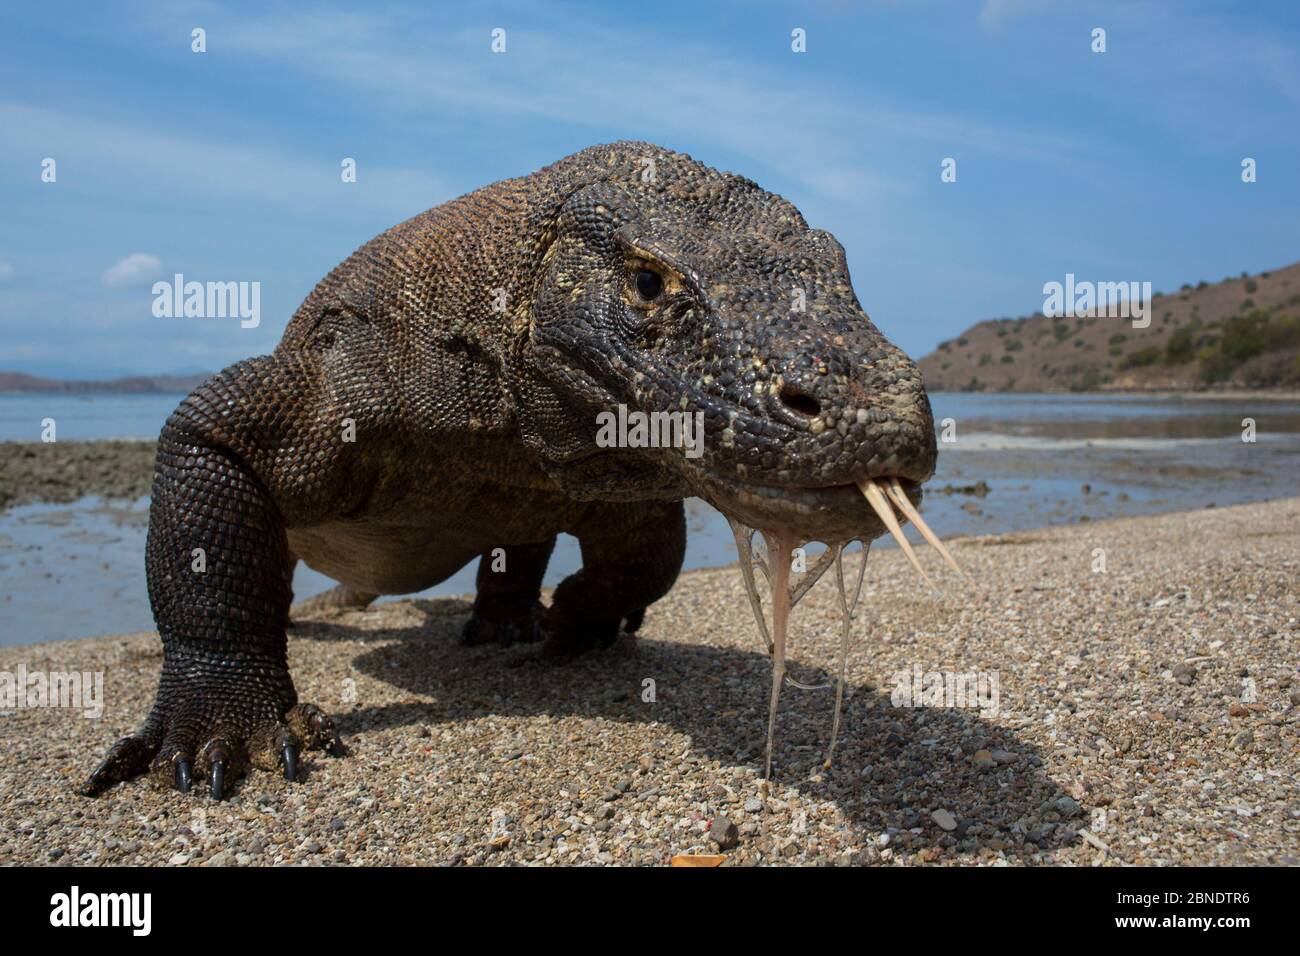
xmin=1 ymin=497 xmax=1297 ymax=866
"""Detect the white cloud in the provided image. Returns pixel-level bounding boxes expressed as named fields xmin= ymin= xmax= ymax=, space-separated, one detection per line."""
xmin=0 ymin=261 xmax=14 ymax=282
xmin=102 ymin=253 xmax=162 ymax=288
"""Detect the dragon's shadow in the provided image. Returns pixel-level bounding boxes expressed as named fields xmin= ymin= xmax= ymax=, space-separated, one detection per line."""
xmin=298 ymin=597 xmax=1076 ymax=862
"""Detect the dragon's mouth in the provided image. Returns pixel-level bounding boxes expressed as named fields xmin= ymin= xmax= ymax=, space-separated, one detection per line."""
xmin=692 ymin=471 xmax=925 ymax=544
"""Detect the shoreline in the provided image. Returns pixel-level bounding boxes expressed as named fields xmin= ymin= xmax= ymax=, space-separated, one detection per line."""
xmin=0 ymin=439 xmax=155 ymax=512
xmin=932 ymin=389 xmax=1300 ymax=402
xmin=2 ymin=497 xmax=1296 ymax=866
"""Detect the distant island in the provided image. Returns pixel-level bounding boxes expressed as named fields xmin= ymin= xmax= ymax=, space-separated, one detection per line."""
xmin=0 ymin=371 xmax=213 ymax=395
xmin=918 ymin=261 xmax=1300 ymax=392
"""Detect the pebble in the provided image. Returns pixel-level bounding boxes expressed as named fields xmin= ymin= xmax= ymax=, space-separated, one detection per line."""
xmin=709 ymin=816 xmax=740 ymax=850
xmin=931 ymin=809 xmax=957 ymax=831
xmin=1055 ymin=796 xmax=1081 ymax=818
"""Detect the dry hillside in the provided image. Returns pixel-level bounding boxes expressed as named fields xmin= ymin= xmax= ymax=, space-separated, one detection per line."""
xmin=917 ymin=261 xmax=1300 ymax=392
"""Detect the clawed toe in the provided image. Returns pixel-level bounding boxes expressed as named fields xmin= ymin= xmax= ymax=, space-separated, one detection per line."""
xmin=81 ymin=701 xmax=346 ymax=800
xmin=209 ymin=761 xmax=226 ymax=800
xmin=78 ymin=735 xmax=155 ymax=797
xmin=286 ymin=702 xmax=345 ymax=757
xmin=540 ymin=611 xmax=625 ymax=659
xmin=197 ymin=736 xmax=243 ymax=801
xmin=460 ymin=599 xmax=544 ymax=647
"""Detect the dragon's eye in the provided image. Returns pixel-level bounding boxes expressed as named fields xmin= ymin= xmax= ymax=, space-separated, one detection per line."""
xmin=635 ymin=269 xmax=664 ymax=302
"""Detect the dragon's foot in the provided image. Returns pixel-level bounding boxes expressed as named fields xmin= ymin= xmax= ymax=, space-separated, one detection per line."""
xmin=80 ymin=700 xmax=344 ymax=801
xmin=461 ymin=596 xmax=545 ymax=647
xmin=540 ymin=606 xmax=647 ymax=658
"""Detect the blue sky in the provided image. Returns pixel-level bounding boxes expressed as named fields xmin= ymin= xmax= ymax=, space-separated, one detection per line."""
xmin=1 ymin=0 xmax=1297 ymax=378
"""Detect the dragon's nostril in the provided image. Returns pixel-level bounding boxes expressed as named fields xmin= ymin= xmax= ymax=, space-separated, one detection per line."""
xmin=778 ymin=385 xmax=822 ymax=418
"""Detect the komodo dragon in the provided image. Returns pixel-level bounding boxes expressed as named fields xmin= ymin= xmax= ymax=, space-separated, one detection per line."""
xmin=81 ymin=142 xmax=937 ymax=800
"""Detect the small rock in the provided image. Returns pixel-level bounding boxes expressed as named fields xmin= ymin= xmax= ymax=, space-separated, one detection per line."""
xmin=931 ymin=808 xmax=957 ymax=831
xmin=972 ymin=749 xmax=994 ymax=770
xmin=990 ymin=749 xmax=1017 ymax=765
xmin=1172 ymin=662 xmax=1196 ymax=685
xmin=1229 ymin=700 xmax=1249 ymax=717
xmin=743 ymin=796 xmax=763 ymax=813
xmin=1290 ymin=686 xmax=1300 ymax=708
xmin=1232 ymin=730 xmax=1253 ymax=750
xmin=709 ymin=816 xmax=740 ymax=850
xmin=1055 ymin=796 xmax=1081 ymax=818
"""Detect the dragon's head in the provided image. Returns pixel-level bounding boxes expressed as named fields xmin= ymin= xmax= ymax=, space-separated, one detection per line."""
xmin=517 ymin=143 xmax=937 ymax=544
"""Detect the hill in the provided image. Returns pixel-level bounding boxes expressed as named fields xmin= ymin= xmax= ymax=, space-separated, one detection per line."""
xmin=0 ymin=371 xmax=211 ymax=395
xmin=917 ymin=261 xmax=1300 ymax=392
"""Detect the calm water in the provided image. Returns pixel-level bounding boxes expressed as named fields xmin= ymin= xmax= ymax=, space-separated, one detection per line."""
xmin=0 ymin=393 xmax=185 ymax=442
xmin=2 ymin=392 xmax=1298 ymax=644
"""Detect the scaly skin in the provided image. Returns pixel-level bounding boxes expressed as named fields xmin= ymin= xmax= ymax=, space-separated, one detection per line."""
xmin=81 ymin=142 xmax=936 ymax=800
